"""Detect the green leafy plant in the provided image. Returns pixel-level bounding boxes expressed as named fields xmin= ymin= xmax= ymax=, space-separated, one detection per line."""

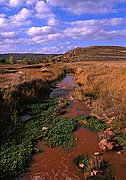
xmin=0 ymin=98 xmax=77 ymax=179
xmin=45 ymin=117 xmax=76 ymax=149
xmin=76 ymin=115 xmax=107 ymax=131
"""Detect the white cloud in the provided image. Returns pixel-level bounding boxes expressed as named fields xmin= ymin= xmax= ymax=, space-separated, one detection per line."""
xmin=0 ymin=0 xmax=6 ymax=4
xmin=35 ymin=13 xmax=55 ymax=19
xmin=47 ymin=17 xmax=61 ymax=26
xmin=64 ymin=18 xmax=126 ymax=40
xmin=9 ymin=0 xmax=26 ymax=7
xmin=70 ymin=18 xmax=125 ymax=27
xmin=0 ymin=14 xmax=7 ymax=18
xmin=0 ymin=17 xmax=10 ymax=30
xmin=37 ymin=46 xmax=63 ymax=54
xmin=47 ymin=0 xmax=124 ymax=15
xmin=27 ymin=25 xmax=63 ymax=44
xmin=10 ymin=8 xmax=32 ymax=26
xmin=27 ymin=26 xmax=54 ymax=36
xmin=26 ymin=0 xmax=38 ymax=6
xmin=0 ymin=31 xmax=17 ymax=39
xmin=32 ymin=32 xmax=62 ymax=43
xmin=35 ymin=1 xmax=55 ymax=20
xmin=35 ymin=1 xmax=51 ymax=13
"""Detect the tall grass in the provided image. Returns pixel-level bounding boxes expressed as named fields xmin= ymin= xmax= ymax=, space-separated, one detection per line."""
xmin=75 ymin=65 xmax=126 ymax=131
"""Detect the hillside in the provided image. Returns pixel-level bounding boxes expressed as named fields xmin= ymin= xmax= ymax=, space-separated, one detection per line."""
xmin=62 ymin=46 xmax=126 ymax=61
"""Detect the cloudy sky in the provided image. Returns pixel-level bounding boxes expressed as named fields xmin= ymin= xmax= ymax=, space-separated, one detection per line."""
xmin=0 ymin=0 xmax=126 ymax=54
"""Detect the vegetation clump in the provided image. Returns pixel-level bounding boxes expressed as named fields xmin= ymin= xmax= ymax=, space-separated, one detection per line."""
xmin=77 ymin=115 xmax=107 ymax=131
xmin=73 ymin=154 xmax=115 ymax=180
xmin=45 ymin=117 xmax=76 ymax=148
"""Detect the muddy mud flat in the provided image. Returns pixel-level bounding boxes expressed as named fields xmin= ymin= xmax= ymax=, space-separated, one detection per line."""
xmin=18 ymin=74 xmax=126 ymax=180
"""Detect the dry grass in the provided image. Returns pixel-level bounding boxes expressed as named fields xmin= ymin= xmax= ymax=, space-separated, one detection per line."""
xmin=0 ymin=63 xmax=66 ymax=128
xmin=1 ymin=61 xmax=126 ymax=132
xmin=0 ymin=63 xmax=66 ymax=89
xmin=75 ymin=64 xmax=126 ymax=131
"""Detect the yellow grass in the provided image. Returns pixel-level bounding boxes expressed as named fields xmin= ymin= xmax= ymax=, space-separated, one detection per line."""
xmin=75 ymin=64 xmax=126 ymax=131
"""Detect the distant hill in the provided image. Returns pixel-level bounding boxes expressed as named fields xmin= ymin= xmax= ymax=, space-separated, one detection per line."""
xmin=1 ymin=46 xmax=126 ymax=63
xmin=0 ymin=53 xmax=59 ymax=61
xmin=62 ymin=46 xmax=126 ymax=61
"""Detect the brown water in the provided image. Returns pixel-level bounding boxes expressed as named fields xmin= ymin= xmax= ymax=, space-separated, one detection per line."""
xmin=20 ymin=74 xmax=126 ymax=180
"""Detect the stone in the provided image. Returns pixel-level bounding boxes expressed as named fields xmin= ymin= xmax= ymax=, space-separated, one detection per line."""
xmin=93 ymin=170 xmax=99 ymax=176
xmin=80 ymin=120 xmax=87 ymax=124
xmin=99 ymin=138 xmax=115 ymax=151
xmin=91 ymin=172 xmax=94 ymax=176
xmin=117 ymin=151 xmax=121 ymax=155
xmin=42 ymin=126 xmax=48 ymax=131
xmin=41 ymin=68 xmax=49 ymax=72
xmin=20 ymin=114 xmax=31 ymax=122
xmin=79 ymin=163 xmax=84 ymax=168
xmin=94 ymin=152 xmax=100 ymax=156
xmin=104 ymin=128 xmax=114 ymax=137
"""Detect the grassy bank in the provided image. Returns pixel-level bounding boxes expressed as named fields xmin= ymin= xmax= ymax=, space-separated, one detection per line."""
xmin=75 ymin=65 xmax=126 ymax=133
xmin=0 ymin=63 xmax=67 ymax=142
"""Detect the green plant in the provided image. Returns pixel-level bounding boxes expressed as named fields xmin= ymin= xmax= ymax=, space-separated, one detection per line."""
xmin=11 ymin=109 xmax=18 ymax=131
xmin=0 ymin=98 xmax=77 ymax=179
xmin=73 ymin=154 xmax=90 ymax=167
xmin=0 ymin=142 xmax=32 ymax=179
xmin=8 ymin=55 xmax=15 ymax=64
xmin=45 ymin=117 xmax=76 ymax=149
xmin=114 ymin=134 xmax=126 ymax=149
xmin=76 ymin=115 xmax=107 ymax=131
xmin=73 ymin=154 xmax=115 ymax=180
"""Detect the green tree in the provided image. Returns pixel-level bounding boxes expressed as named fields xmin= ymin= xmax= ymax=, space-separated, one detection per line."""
xmin=9 ymin=55 xmax=14 ymax=64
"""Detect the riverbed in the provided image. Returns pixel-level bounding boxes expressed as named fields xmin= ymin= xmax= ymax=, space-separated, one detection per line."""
xmin=20 ymin=74 xmax=126 ymax=180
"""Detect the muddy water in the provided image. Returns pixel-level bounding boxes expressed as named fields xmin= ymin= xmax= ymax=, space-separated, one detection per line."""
xmin=21 ymin=74 xmax=126 ymax=180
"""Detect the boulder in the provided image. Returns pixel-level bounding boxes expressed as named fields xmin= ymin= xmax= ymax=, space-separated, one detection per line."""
xmin=99 ymin=138 xmax=115 ymax=151
xmin=79 ymin=163 xmax=84 ymax=168
xmin=42 ymin=126 xmax=48 ymax=131
xmin=20 ymin=114 xmax=31 ymax=122
xmin=104 ymin=128 xmax=114 ymax=137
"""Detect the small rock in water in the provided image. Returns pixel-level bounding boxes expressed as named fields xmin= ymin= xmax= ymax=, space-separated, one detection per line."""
xmin=99 ymin=138 xmax=116 ymax=151
xmin=93 ymin=170 xmax=99 ymax=176
xmin=20 ymin=114 xmax=31 ymax=122
xmin=104 ymin=128 xmax=114 ymax=137
xmin=117 ymin=151 xmax=121 ymax=155
xmin=94 ymin=152 xmax=100 ymax=156
xmin=79 ymin=163 xmax=84 ymax=168
xmin=42 ymin=126 xmax=48 ymax=131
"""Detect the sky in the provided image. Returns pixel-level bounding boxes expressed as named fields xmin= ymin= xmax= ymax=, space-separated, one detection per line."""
xmin=0 ymin=0 xmax=126 ymax=54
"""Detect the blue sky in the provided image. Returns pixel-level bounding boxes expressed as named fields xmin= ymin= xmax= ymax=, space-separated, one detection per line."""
xmin=0 ymin=0 xmax=126 ymax=54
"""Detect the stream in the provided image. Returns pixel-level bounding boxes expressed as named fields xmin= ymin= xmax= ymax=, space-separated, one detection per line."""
xmin=20 ymin=74 xmax=126 ymax=180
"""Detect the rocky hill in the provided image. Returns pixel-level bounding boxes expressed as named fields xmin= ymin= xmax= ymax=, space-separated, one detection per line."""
xmin=62 ymin=46 xmax=126 ymax=61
